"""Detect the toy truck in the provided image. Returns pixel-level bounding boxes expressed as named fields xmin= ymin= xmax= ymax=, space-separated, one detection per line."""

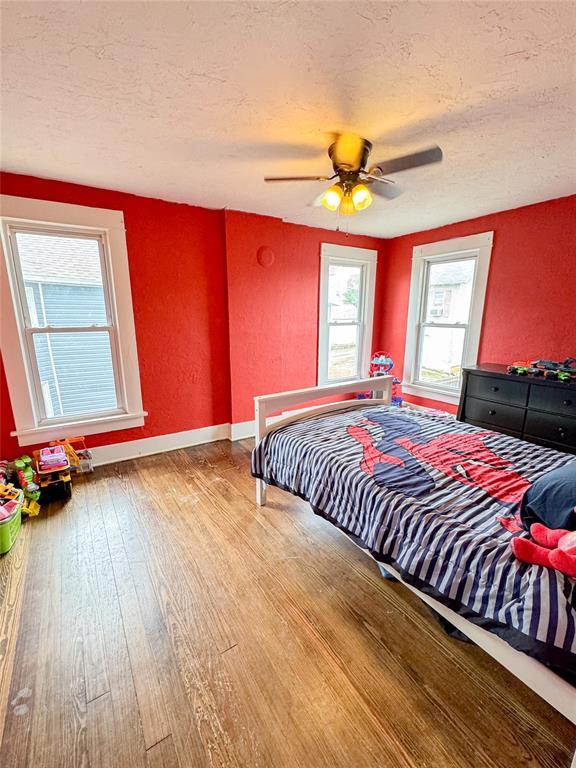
xmin=33 ymin=449 xmax=72 ymax=502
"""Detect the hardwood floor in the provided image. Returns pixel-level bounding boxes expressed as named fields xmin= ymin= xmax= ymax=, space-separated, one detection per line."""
xmin=1 ymin=439 xmax=574 ymax=767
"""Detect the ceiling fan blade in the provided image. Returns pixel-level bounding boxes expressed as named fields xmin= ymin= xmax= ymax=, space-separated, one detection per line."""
xmin=369 ymin=145 xmax=442 ymax=176
xmin=368 ymin=180 xmax=403 ymax=200
xmin=264 ymin=175 xmax=333 ymax=182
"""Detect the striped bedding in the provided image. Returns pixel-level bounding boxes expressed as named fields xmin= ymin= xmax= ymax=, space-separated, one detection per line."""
xmin=251 ymin=405 xmax=576 ymax=680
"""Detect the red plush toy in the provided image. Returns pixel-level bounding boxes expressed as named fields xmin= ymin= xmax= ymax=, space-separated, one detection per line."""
xmin=512 ymin=523 xmax=576 ymax=579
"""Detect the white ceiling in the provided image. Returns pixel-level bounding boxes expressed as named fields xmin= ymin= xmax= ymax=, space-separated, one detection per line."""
xmin=1 ymin=1 xmax=575 ymax=237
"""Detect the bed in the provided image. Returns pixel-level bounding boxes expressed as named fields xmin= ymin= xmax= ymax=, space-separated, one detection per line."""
xmin=251 ymin=376 xmax=576 ymax=728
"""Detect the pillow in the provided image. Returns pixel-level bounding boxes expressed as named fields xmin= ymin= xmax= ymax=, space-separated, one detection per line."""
xmin=520 ymin=461 xmax=576 ymax=531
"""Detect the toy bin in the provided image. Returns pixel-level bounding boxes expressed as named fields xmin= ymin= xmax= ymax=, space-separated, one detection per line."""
xmin=0 ymin=507 xmax=22 ymax=555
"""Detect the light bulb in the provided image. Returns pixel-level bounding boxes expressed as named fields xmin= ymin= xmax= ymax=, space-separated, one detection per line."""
xmin=339 ymin=193 xmax=356 ymax=216
xmin=320 ymin=184 xmax=343 ymax=211
xmin=351 ymin=183 xmax=373 ymax=211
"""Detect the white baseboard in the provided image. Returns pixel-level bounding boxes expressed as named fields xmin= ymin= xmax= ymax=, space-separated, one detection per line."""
xmin=230 ymin=420 xmax=254 ymax=441
xmin=229 ymin=405 xmax=321 ymax=442
xmin=90 ymin=403 xmax=361 ymax=466
xmin=91 ymin=423 xmax=230 ymax=466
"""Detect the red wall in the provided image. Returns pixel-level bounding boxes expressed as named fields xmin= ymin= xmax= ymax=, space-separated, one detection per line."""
xmin=225 ymin=210 xmax=385 ymax=423
xmin=1 ymin=171 xmax=574 ymax=457
xmin=0 ymin=172 xmax=385 ymax=456
xmin=0 ymin=172 xmax=231 ymax=457
xmin=374 ymin=194 xmax=576 ymax=413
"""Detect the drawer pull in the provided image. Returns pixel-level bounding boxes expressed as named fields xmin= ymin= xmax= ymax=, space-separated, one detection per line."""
xmin=563 ymin=399 xmax=572 ymax=407
xmin=558 ymin=427 xmax=566 ymax=437
xmin=488 ymin=410 xmax=496 ymax=416
xmin=490 ymin=386 xmax=499 ymax=392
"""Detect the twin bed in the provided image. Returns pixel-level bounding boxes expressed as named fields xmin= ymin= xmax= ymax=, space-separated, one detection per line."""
xmin=251 ymin=376 xmax=576 ymax=728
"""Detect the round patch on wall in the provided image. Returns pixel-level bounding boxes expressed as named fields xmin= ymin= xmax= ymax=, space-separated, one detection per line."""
xmin=257 ymin=246 xmax=275 ymax=268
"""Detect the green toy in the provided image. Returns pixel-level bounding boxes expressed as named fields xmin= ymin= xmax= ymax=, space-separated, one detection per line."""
xmin=13 ymin=456 xmax=41 ymax=504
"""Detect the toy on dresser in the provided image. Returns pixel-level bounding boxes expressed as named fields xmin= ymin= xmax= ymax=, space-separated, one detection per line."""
xmin=507 ymin=357 xmax=576 ymax=382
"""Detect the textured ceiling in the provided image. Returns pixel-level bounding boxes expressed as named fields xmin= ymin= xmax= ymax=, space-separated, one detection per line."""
xmin=1 ymin=1 xmax=575 ymax=237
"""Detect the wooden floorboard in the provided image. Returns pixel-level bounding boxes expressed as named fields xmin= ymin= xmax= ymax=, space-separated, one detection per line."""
xmin=0 ymin=440 xmax=574 ymax=767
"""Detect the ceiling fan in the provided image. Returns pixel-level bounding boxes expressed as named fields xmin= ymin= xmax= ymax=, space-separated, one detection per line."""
xmin=264 ymin=133 xmax=443 ymax=215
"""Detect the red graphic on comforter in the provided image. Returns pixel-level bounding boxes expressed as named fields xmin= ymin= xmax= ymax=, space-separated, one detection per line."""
xmin=347 ymin=413 xmax=529 ymax=504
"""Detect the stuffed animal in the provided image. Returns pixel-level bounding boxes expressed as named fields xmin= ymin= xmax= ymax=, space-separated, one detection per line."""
xmin=511 ymin=523 xmax=576 ymax=579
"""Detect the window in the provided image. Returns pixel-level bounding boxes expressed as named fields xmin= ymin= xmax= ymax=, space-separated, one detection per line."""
xmin=1 ymin=195 xmax=146 ymax=445
xmin=403 ymin=231 xmax=493 ymax=405
xmin=318 ymin=243 xmax=377 ymax=384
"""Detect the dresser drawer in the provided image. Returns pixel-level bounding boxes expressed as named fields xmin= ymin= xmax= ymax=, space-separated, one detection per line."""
xmin=464 ymin=397 xmax=525 ymax=432
xmin=528 ymin=384 xmax=576 ymax=417
xmin=466 ymin=374 xmax=528 ymax=407
xmin=524 ymin=411 xmax=576 ymax=449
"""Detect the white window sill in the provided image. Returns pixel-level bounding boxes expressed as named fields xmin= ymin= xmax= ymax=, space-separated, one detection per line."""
xmin=401 ymin=382 xmax=461 ymax=406
xmin=11 ymin=410 xmax=148 ymax=446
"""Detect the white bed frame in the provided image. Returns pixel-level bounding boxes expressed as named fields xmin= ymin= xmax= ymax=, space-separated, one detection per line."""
xmin=253 ymin=377 xmax=576 ymax=733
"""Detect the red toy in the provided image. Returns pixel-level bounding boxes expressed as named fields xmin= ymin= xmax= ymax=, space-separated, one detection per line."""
xmin=511 ymin=523 xmax=576 ymax=579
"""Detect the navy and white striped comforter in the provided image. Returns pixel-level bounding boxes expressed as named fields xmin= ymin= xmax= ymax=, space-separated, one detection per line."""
xmin=252 ymin=405 xmax=576 ymax=678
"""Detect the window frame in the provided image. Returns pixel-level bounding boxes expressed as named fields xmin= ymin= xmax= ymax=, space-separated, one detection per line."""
xmin=402 ymin=231 xmax=493 ymax=405
xmin=1 ymin=195 xmax=146 ymax=445
xmin=318 ymin=243 xmax=377 ymax=386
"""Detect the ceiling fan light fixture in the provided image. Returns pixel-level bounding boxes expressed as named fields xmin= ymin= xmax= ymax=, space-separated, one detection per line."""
xmin=339 ymin=193 xmax=356 ymax=216
xmin=320 ymin=184 xmax=343 ymax=211
xmin=351 ymin=183 xmax=373 ymax=211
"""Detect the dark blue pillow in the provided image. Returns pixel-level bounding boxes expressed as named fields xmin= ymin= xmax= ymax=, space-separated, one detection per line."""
xmin=520 ymin=461 xmax=576 ymax=530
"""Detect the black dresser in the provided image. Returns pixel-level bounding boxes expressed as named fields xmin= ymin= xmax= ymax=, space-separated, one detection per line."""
xmin=457 ymin=364 xmax=576 ymax=454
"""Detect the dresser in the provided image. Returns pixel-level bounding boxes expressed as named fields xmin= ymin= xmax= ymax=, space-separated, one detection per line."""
xmin=457 ymin=364 xmax=576 ymax=454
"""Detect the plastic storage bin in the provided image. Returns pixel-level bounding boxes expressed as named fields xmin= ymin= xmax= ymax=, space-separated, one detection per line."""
xmin=0 ymin=506 xmax=22 ymax=555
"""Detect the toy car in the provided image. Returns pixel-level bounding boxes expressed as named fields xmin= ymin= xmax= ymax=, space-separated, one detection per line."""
xmin=532 ymin=359 xmax=562 ymax=371
xmin=33 ymin=449 xmax=72 ymax=503
xmin=39 ymin=445 xmax=68 ymax=471
xmin=508 ymin=358 xmax=576 ymax=382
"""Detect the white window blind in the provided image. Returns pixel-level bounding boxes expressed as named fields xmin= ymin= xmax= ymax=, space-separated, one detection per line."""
xmin=1 ymin=194 xmax=146 ymax=445
xmin=9 ymin=228 xmax=123 ymax=422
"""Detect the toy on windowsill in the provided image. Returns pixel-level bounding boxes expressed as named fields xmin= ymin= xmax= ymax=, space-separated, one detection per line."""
xmin=369 ymin=351 xmax=403 ymax=406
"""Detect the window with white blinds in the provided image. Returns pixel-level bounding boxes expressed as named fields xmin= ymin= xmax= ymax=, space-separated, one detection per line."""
xmin=1 ymin=195 xmax=145 ymax=445
xmin=10 ymin=229 xmax=121 ymax=421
